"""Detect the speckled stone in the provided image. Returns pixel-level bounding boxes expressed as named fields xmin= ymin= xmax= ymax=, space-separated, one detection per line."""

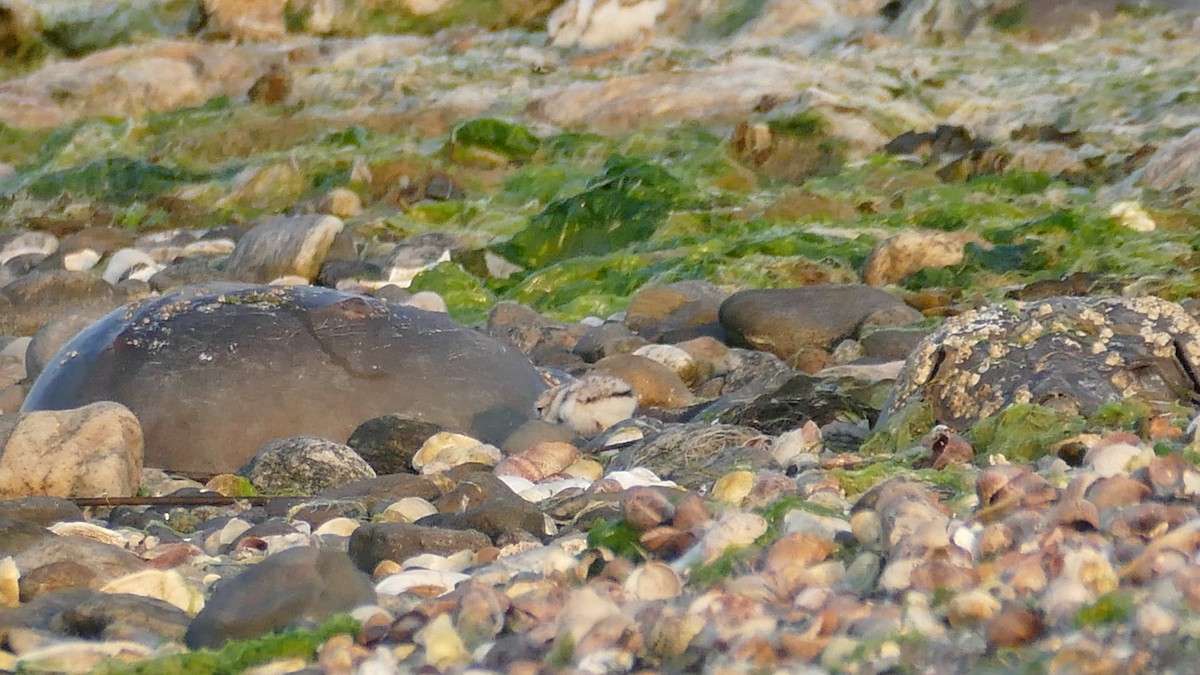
xmin=882 ymin=295 xmax=1200 ymax=430
xmin=239 ymin=436 xmax=375 ymax=494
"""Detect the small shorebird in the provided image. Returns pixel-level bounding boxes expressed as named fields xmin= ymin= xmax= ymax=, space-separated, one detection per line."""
xmin=537 ymin=374 xmax=638 ymax=437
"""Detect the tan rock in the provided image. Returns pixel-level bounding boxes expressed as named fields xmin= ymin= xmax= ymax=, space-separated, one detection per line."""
xmin=0 ymin=42 xmax=271 ymax=129
xmin=592 ymin=353 xmax=695 ymax=408
xmin=0 ymin=402 xmax=143 ymax=499
xmin=201 ymin=0 xmax=287 ymax=40
xmin=862 ymin=230 xmax=990 ymax=287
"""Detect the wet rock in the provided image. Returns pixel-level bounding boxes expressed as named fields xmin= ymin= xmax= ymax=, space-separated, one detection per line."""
xmin=0 ymin=402 xmax=142 ymax=499
xmin=862 ymin=230 xmax=991 ymax=287
xmin=348 ymin=523 xmax=491 ymax=573
xmin=592 ymin=354 xmax=695 ymax=408
xmin=185 ymin=547 xmax=374 ymax=649
xmin=224 ymin=214 xmax=344 ymax=283
xmin=0 ymin=270 xmax=115 ymax=336
xmin=239 ymin=436 xmax=375 ymax=494
xmin=719 ymin=285 xmax=922 ymax=371
xmin=23 ymin=285 xmax=545 ymax=476
xmin=0 ymin=497 xmax=82 ymax=526
xmin=346 ymin=414 xmax=442 ymax=476
xmin=16 ymin=536 xmax=146 ymax=600
xmin=883 ymin=295 xmax=1200 ymax=431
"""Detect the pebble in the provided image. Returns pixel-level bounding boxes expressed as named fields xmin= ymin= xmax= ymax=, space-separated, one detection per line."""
xmin=239 ymin=436 xmax=376 ymax=494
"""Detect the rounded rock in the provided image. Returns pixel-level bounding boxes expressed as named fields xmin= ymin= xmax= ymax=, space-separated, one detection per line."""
xmin=23 ymin=285 xmax=545 ymax=475
xmin=239 ymin=436 xmax=375 ymax=494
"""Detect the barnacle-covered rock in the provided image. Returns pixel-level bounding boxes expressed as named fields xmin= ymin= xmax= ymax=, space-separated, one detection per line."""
xmin=881 ymin=296 xmax=1200 ymax=432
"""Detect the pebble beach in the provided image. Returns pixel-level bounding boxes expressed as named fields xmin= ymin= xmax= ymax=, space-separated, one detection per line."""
xmin=3 ymin=0 xmax=1200 ymax=672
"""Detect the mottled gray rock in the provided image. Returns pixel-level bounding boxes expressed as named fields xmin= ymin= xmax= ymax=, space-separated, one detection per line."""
xmin=0 ymin=496 xmax=83 ymax=526
xmin=185 ymin=547 xmax=374 ymax=649
xmin=883 ymin=295 xmax=1200 ymax=431
xmin=719 ymin=285 xmax=922 ymax=370
xmin=23 ymin=285 xmax=546 ymax=476
xmin=346 ymin=414 xmax=442 ymax=476
xmin=0 ymin=402 xmax=143 ymax=499
xmin=16 ymin=536 xmax=147 ymax=600
xmin=487 ymin=301 xmax=573 ymax=356
xmin=239 ymin=436 xmax=375 ymax=494
xmin=348 ymin=523 xmax=491 ymax=573
xmin=695 ymin=347 xmax=790 ymax=399
xmin=0 ymin=270 xmax=115 ymax=336
xmin=225 ymin=214 xmax=344 ymax=283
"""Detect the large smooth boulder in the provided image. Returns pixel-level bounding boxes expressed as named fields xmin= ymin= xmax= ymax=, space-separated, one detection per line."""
xmin=22 ymin=285 xmax=546 ymax=476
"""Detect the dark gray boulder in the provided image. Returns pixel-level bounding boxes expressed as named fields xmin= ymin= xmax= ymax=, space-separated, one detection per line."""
xmin=23 ymin=285 xmax=546 ymax=476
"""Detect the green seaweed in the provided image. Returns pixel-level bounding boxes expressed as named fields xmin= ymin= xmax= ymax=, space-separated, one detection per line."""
xmin=494 ymin=155 xmax=684 ymax=268
xmin=448 ymin=118 xmax=541 ymax=166
xmin=7 ymin=156 xmax=215 ymax=204
xmin=408 ymin=261 xmax=497 ymax=325
xmin=586 ymin=518 xmax=645 ymax=560
xmin=1075 ymin=591 xmax=1134 ymax=627
xmin=968 ymin=404 xmax=1086 ymax=462
xmin=95 ymin=614 xmax=360 ymax=675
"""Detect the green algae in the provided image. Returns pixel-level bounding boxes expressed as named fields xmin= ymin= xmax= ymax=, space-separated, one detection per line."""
xmin=586 ymin=517 xmax=645 ymax=561
xmin=494 ymin=155 xmax=684 ymax=268
xmin=1075 ymin=591 xmax=1134 ymax=627
xmin=5 ymin=156 xmax=215 ymax=204
xmin=95 ymin=614 xmax=360 ymax=675
xmin=409 ymin=261 xmax=497 ymax=324
xmin=447 ymin=118 xmax=540 ymax=167
xmin=968 ymin=404 xmax=1086 ymax=462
